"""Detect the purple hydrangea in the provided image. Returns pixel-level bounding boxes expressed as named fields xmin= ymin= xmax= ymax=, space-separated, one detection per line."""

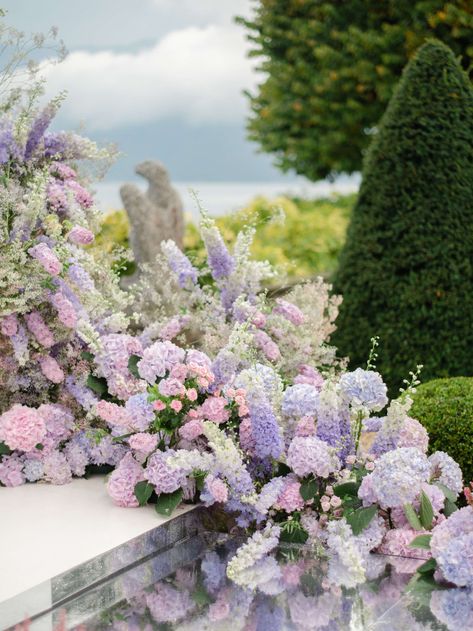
xmin=137 ymin=341 xmax=185 ymax=384
xmin=431 ymin=507 xmax=473 ymax=587
xmin=361 ymin=447 xmax=430 ymax=509
xmin=144 ymin=449 xmax=186 ymax=495
xmin=339 ymin=368 xmax=388 ymax=412
xmin=282 ymin=384 xmax=320 ymax=419
xmin=429 ymin=451 xmax=463 ymax=497
xmin=287 ymin=436 xmax=340 ymax=478
xmin=124 ymin=393 xmax=155 ymax=432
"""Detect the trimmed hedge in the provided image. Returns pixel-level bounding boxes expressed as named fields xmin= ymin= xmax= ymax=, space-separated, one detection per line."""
xmin=332 ymin=41 xmax=473 ymax=391
xmin=411 ymin=377 xmax=473 ymax=485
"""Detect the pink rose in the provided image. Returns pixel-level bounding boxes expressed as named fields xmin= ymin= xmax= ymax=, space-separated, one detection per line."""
xmin=153 ymin=400 xmax=166 ymax=411
xmin=170 ymin=399 xmax=183 ymax=412
xmin=186 ymin=388 xmax=198 ymax=401
xmin=0 ymin=404 xmax=46 ymax=452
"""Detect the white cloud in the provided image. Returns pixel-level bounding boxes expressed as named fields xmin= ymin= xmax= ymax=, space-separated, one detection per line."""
xmin=151 ymin=0 xmax=253 ymax=24
xmin=42 ymin=23 xmax=256 ymax=130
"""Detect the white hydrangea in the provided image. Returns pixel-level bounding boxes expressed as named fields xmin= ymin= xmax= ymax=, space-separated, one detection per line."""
xmin=429 ymin=451 xmax=463 ymax=496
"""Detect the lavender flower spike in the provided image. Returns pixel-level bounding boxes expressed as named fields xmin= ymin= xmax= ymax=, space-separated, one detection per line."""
xmin=161 ymin=239 xmax=198 ymax=288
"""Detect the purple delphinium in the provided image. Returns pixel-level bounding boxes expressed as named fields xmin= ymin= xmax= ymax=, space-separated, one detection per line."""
xmin=24 ymin=102 xmax=57 ymax=160
xmin=200 ymin=222 xmax=235 ymax=280
xmin=161 ymin=239 xmax=198 ymax=288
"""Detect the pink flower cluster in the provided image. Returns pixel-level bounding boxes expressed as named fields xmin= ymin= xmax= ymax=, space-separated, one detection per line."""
xmin=24 ymin=311 xmax=55 ymax=348
xmin=68 ymin=225 xmax=94 ymax=245
xmin=28 ymin=242 xmax=62 ymax=276
xmin=0 ymin=404 xmax=46 ymax=452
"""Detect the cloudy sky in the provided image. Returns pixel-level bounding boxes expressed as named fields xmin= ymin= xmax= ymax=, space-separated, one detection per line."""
xmin=2 ymin=0 xmax=295 ymax=184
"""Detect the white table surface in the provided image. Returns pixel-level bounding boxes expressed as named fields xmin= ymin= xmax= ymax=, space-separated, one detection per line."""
xmin=0 ymin=476 xmax=192 ymax=604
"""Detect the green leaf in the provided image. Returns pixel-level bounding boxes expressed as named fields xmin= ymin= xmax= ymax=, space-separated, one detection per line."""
xmin=35 ymin=443 xmax=44 ymax=451
xmin=419 ymin=490 xmax=434 ymax=530
xmin=417 ymin=558 xmax=437 ymax=575
xmin=0 ymin=441 xmax=11 ymax=455
xmin=192 ymin=470 xmax=207 ymax=492
xmin=81 ymin=351 xmax=94 ymax=362
xmin=280 ymin=525 xmax=309 ymax=544
xmin=444 ymin=497 xmax=458 ymax=517
xmin=333 ymin=481 xmax=359 ymax=498
xmin=404 ymin=503 xmax=423 ymax=531
xmin=86 ymin=374 xmax=108 ymax=396
xmin=409 ymin=534 xmax=432 ymax=550
xmin=128 ymin=354 xmax=141 ymax=379
xmin=134 ymin=481 xmax=154 ymax=506
xmin=155 ymin=489 xmax=183 ymax=517
xmin=435 ymin=482 xmax=457 ymax=504
xmin=345 ymin=505 xmax=377 ymax=535
xmin=192 ymin=582 xmax=212 ymax=606
xmin=300 ymin=478 xmax=317 ymax=501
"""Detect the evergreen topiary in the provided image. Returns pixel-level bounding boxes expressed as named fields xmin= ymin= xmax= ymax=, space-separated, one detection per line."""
xmin=332 ymin=41 xmax=473 ymax=391
xmin=411 ymin=377 xmax=473 ymax=486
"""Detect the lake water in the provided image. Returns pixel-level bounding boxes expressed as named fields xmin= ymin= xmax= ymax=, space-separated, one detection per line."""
xmin=94 ymin=175 xmax=360 ymax=220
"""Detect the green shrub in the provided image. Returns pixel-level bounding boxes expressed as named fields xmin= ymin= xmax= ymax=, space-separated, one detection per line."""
xmin=332 ymin=41 xmax=473 ymax=392
xmin=239 ymin=1 xmax=473 ymax=181
xmin=411 ymin=377 xmax=473 ymax=485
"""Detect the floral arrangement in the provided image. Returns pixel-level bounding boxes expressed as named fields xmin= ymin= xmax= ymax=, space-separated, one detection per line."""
xmin=1 ymin=38 xmax=472 ymax=604
xmin=0 ymin=89 xmax=132 ymax=486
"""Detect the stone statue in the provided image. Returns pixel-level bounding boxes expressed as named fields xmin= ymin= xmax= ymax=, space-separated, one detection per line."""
xmin=120 ymin=161 xmax=184 ymax=273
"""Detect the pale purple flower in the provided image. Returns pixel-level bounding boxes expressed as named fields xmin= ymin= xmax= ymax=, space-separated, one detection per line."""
xmin=50 ymin=291 xmax=77 ymax=328
xmin=282 ymin=383 xmax=320 ymax=419
xmin=23 ymin=457 xmax=44 ymax=482
xmin=294 ymin=364 xmax=324 ymax=390
xmin=430 ymin=587 xmax=473 ymax=630
xmin=431 ymin=507 xmax=473 ymax=587
xmin=0 ymin=454 xmax=25 ymax=486
xmin=64 ymin=440 xmax=89 ymax=477
xmin=253 ymin=329 xmax=281 ymax=362
xmin=144 ymin=449 xmax=186 ymax=495
xmin=28 ymin=242 xmax=62 ymax=276
xmin=429 ymin=451 xmax=463 ymax=496
xmin=107 ymin=453 xmax=145 ymax=507
xmin=24 ymin=103 xmax=56 ymax=160
xmin=68 ymin=225 xmax=95 ymax=245
xmin=363 ymin=447 xmax=431 ymax=509
xmin=68 ymin=263 xmax=95 ymax=291
xmin=161 ymin=239 xmax=198 ymax=288
xmin=339 ymin=368 xmax=388 ymax=412
xmin=1 ymin=314 xmax=18 ymax=337
xmin=42 ymin=450 xmax=72 ymax=485
xmin=200 ymin=475 xmax=228 ymax=506
xmin=287 ymin=436 xmax=340 ymax=478
xmin=201 ymin=223 xmax=235 ymax=280
xmin=274 ymin=298 xmax=305 ymax=325
xmin=124 ymin=393 xmax=155 ymax=432
xmin=24 ymin=311 xmax=55 ymax=348
xmin=137 ymin=340 xmax=185 ymax=384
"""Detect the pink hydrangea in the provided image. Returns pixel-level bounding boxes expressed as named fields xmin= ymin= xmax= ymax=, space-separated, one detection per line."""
xmin=295 ymin=416 xmax=317 ymax=437
xmin=274 ymin=298 xmax=305 ymax=325
xmin=42 ymin=450 xmax=72 ymax=485
xmin=208 ymin=599 xmax=230 ymax=622
xmin=107 ymin=453 xmax=145 ymax=507
xmin=28 ymin=242 xmax=62 ymax=276
xmin=378 ymin=528 xmax=430 ymax=559
xmin=179 ymin=418 xmax=204 ymax=441
xmin=37 ymin=403 xmax=74 ymax=445
xmin=47 ymin=181 xmax=68 ymax=211
xmin=294 ymin=365 xmax=325 ymax=391
xmin=398 ymin=416 xmax=429 ymax=453
xmin=1 ymin=313 xmax=18 ymax=337
xmin=287 ymin=435 xmax=340 ymax=478
xmin=0 ymin=404 xmax=46 ymax=452
xmin=50 ymin=291 xmax=77 ymax=328
xmin=128 ymin=432 xmax=158 ymax=454
xmin=196 ymin=396 xmax=230 ymax=424
xmin=95 ymin=400 xmax=131 ymax=428
xmin=39 ymin=355 xmax=65 ymax=383
xmin=146 ymin=583 xmax=194 ymax=623
xmin=67 ymin=225 xmax=95 ymax=245
xmin=202 ymin=475 xmax=229 ymax=505
xmin=158 ymin=377 xmax=185 ymax=397
xmin=251 ymin=311 xmax=266 ymax=328
xmin=0 ymin=454 xmax=25 ymax=487
xmin=276 ymin=476 xmax=305 ymax=513
xmin=253 ymin=329 xmax=281 ymax=362
xmin=24 ymin=311 xmax=55 ymax=348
